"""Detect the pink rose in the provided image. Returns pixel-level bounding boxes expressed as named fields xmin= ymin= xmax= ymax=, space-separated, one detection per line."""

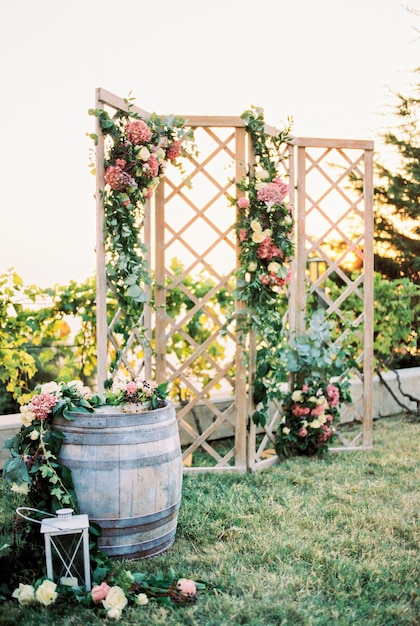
xmin=126 ymin=382 xmax=137 ymax=394
xmin=176 ymin=578 xmax=197 ymax=598
xmin=238 ymin=197 xmax=250 ymax=209
xmin=298 ymin=427 xmax=308 ymax=437
xmin=325 ymin=384 xmax=340 ymax=407
xmin=91 ymin=582 xmax=111 ymax=603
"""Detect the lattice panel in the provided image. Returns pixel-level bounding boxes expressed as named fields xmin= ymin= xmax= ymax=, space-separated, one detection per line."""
xmin=155 ymin=123 xmax=248 ymax=471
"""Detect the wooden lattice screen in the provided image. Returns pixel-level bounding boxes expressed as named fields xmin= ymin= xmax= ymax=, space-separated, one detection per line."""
xmin=94 ymin=88 xmax=374 ymax=473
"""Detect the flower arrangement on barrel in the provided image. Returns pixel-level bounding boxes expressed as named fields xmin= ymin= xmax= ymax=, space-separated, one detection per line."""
xmin=2 ymin=379 xmax=204 ymax=618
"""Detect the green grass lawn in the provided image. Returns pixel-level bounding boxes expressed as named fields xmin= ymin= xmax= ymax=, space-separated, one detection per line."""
xmin=0 ymin=415 xmax=419 ymax=625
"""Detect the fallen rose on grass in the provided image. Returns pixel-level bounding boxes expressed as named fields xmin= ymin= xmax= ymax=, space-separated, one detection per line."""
xmin=35 ymin=579 xmax=58 ymax=606
xmin=11 ymin=583 xmax=35 ymax=606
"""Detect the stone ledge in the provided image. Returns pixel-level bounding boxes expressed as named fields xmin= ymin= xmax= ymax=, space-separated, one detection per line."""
xmin=1 ymin=367 xmax=418 ymax=467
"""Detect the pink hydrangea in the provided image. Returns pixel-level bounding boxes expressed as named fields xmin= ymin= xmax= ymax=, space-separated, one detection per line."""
xmin=238 ymin=197 xmax=250 ymax=209
xmin=166 ymin=140 xmax=181 ymax=160
xmin=104 ymin=165 xmax=135 ymax=191
xmin=257 ymin=180 xmax=289 ymax=205
xmin=125 ymin=119 xmax=152 ymax=144
xmin=257 ymin=237 xmax=284 ymax=261
xmin=325 ymin=384 xmax=340 ymax=407
xmin=28 ymin=392 xmax=59 ymax=421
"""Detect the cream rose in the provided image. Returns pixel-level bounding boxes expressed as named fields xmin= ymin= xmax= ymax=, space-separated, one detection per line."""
xmin=291 ymin=390 xmax=304 ymax=402
xmin=20 ymin=406 xmax=36 ymax=427
xmin=251 ymin=231 xmax=265 ymax=243
xmin=106 ymin=607 xmax=122 ymax=621
xmin=102 ymin=586 xmax=128 ymax=612
xmin=30 ymin=429 xmax=40 ymax=440
xmin=282 ymin=427 xmax=291 ymax=435
xmin=248 ymin=262 xmax=257 ymax=272
xmin=250 ymin=220 xmax=262 ymax=232
xmin=12 ymin=583 xmax=35 ymax=605
xmin=137 ymin=146 xmax=151 ymax=161
xmin=35 ymin=580 xmax=58 ymax=606
xmin=135 ymin=593 xmax=149 ymax=606
xmin=267 ymin=262 xmax=280 ymax=275
xmin=11 ymin=482 xmax=30 ymax=495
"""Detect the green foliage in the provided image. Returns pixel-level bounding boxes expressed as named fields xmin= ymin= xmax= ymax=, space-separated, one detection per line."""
xmin=0 ymin=270 xmax=98 ymax=411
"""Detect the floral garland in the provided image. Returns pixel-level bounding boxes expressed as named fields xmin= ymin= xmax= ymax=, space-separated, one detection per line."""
xmin=230 ymin=107 xmax=295 ymax=428
xmin=89 ymin=103 xmax=193 ymax=320
xmin=231 ymin=106 xmax=294 ymax=312
xmin=11 ymin=569 xmax=204 ymax=620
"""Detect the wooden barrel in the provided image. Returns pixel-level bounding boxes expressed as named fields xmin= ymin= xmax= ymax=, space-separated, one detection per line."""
xmin=54 ymin=401 xmax=182 ymax=559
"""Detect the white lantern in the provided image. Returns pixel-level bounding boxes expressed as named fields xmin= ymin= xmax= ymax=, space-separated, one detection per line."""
xmin=40 ymin=509 xmax=91 ymax=591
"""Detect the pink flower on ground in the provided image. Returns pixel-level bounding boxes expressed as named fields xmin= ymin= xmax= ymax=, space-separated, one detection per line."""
xmin=238 ymin=197 xmax=250 ymax=209
xmin=125 ymin=119 xmax=152 ymax=144
xmin=166 ymin=140 xmax=181 ymax=160
xmin=176 ymin=579 xmax=197 ymax=598
xmin=91 ymin=582 xmax=111 ymax=604
xmin=325 ymin=384 xmax=340 ymax=407
xmin=28 ymin=392 xmax=59 ymax=421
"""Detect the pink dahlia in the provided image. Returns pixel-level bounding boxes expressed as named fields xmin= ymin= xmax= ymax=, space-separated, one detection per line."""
xmin=125 ymin=119 xmax=152 ymax=145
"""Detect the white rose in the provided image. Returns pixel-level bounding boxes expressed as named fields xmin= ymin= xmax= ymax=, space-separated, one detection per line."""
xmin=35 ymin=580 xmax=58 ymax=606
xmin=137 ymin=146 xmax=151 ymax=161
xmin=30 ymin=430 xmax=40 ymax=440
xmin=318 ymin=414 xmax=327 ymax=425
xmin=316 ymin=396 xmax=327 ymax=405
xmin=11 ymin=482 xmax=30 ymax=495
xmin=135 ymin=593 xmax=149 ymax=606
xmin=262 ymin=229 xmax=272 ymax=238
xmin=155 ymin=147 xmax=166 ymax=163
xmin=282 ymin=427 xmax=291 ymax=435
xmin=102 ymin=586 xmax=128 ymax=612
xmin=40 ymin=381 xmax=61 ymax=395
xmin=12 ymin=583 xmax=35 ymax=605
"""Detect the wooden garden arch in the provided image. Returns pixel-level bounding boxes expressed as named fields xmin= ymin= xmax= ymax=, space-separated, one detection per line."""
xmin=94 ymin=88 xmax=374 ymax=472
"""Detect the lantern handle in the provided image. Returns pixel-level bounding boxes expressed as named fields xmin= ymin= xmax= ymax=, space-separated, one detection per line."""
xmin=15 ymin=507 xmax=56 ymax=525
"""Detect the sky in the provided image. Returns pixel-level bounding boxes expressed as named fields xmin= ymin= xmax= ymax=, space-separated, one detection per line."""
xmin=1 ymin=0 xmax=418 ymax=288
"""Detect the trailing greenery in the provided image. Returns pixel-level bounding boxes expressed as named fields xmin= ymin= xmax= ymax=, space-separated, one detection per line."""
xmin=89 ymin=99 xmax=193 ymax=326
xmin=1 ymin=417 xmax=418 ymax=625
